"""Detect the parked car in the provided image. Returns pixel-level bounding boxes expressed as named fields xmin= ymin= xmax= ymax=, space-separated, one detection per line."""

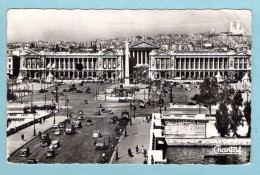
xmin=76 ymin=90 xmax=83 ymax=93
xmin=188 ymin=102 xmax=196 ymax=105
xmin=58 ymin=122 xmax=65 ymax=128
xmin=93 ymin=130 xmax=101 ymax=138
xmin=46 ymin=149 xmax=55 ymax=158
xmin=38 ymin=89 xmax=48 ymax=93
xmin=118 ymin=98 xmax=128 ymax=103
xmin=84 ymin=100 xmax=88 ymax=104
xmin=20 ymin=148 xmax=30 ymax=157
xmin=63 ymin=89 xmax=68 ymax=92
xmin=86 ymin=119 xmax=93 ymax=126
xmin=109 ymin=116 xmax=118 ymax=124
xmin=140 ymin=102 xmax=146 ymax=108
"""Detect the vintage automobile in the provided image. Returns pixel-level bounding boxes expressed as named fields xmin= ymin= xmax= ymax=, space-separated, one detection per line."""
xmin=52 ymin=124 xmax=60 ymax=135
xmin=50 ymin=140 xmax=60 ymax=149
xmin=38 ymin=89 xmax=48 ymax=93
xmin=121 ymin=110 xmax=130 ymax=120
xmin=65 ymin=124 xmax=76 ymax=135
xmin=86 ymin=119 xmax=93 ymax=126
xmin=76 ymin=90 xmax=83 ymax=93
xmin=63 ymin=89 xmax=69 ymax=92
xmin=140 ymin=102 xmax=146 ymax=108
xmin=46 ymin=149 xmax=55 ymax=158
xmin=58 ymin=122 xmax=65 ymax=128
xmin=72 ymin=120 xmax=82 ymax=128
xmin=20 ymin=148 xmax=30 ymax=157
xmin=84 ymin=100 xmax=88 ymax=104
xmin=118 ymin=98 xmax=128 ymax=103
xmin=40 ymin=133 xmax=51 ymax=147
xmin=77 ymin=115 xmax=83 ymax=120
xmin=95 ymin=138 xmax=106 ymax=150
xmin=94 ymin=110 xmax=101 ymax=115
xmin=78 ymin=110 xmax=83 ymax=115
xmin=109 ymin=116 xmax=118 ymax=124
xmin=93 ymin=130 xmax=101 ymax=138
xmin=27 ymin=159 xmax=37 ymax=164
xmin=107 ymin=110 xmax=114 ymax=114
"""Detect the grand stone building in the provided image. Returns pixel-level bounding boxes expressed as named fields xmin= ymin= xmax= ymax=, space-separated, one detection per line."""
xmin=18 ymin=50 xmax=124 ymax=81
xmin=16 ymin=41 xmax=251 ymax=81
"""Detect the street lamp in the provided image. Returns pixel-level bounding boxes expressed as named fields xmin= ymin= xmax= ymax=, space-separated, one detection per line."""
xmin=45 ymin=94 xmax=47 ymax=106
xmin=169 ymin=82 xmax=174 ymax=104
xmin=52 ymin=101 xmax=56 ymax=124
xmin=33 ymin=113 xmax=36 ymax=136
xmin=31 ymin=85 xmax=34 ymax=112
xmin=66 ymin=99 xmax=69 ymax=118
xmin=129 ymin=104 xmax=132 ymax=125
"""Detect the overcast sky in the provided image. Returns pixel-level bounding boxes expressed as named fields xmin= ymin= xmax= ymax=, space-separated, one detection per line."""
xmin=7 ymin=9 xmax=252 ymax=42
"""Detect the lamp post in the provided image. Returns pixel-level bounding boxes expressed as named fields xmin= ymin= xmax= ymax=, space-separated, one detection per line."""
xmin=33 ymin=113 xmax=36 ymax=136
xmin=45 ymin=94 xmax=46 ymax=106
xmin=20 ymin=88 xmax=23 ymax=104
xmin=55 ymin=85 xmax=59 ymax=111
xmin=52 ymin=100 xmax=56 ymax=124
xmin=31 ymin=85 xmax=33 ymax=111
xmin=169 ymin=82 xmax=174 ymax=104
xmin=129 ymin=104 xmax=132 ymax=125
xmin=125 ymin=121 xmax=127 ymax=137
xmin=66 ymin=99 xmax=69 ymax=118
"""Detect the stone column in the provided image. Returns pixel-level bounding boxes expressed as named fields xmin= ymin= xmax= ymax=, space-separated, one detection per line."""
xmin=213 ymin=58 xmax=215 ymax=69
xmin=141 ymin=50 xmax=143 ymax=65
xmin=189 ymin=58 xmax=191 ymax=70
xmin=137 ymin=51 xmax=139 ymax=65
xmin=199 ymin=58 xmax=201 ymax=70
xmin=237 ymin=58 xmax=240 ymax=69
xmin=204 ymin=58 xmax=206 ymax=70
xmin=63 ymin=59 xmax=66 ymax=70
xmin=73 ymin=59 xmax=75 ymax=70
xmin=242 ymin=58 xmax=245 ymax=69
xmin=218 ymin=58 xmax=220 ymax=70
xmin=184 ymin=58 xmax=186 ymax=70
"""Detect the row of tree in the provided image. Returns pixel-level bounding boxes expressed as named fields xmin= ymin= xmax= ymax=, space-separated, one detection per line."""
xmin=192 ymin=78 xmax=251 ymax=138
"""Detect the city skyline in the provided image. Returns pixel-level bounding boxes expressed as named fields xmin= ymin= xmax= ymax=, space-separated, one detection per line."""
xmin=7 ymin=9 xmax=252 ymax=42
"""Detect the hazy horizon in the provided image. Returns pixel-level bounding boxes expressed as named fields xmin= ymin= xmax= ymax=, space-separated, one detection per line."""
xmin=7 ymin=9 xmax=252 ymax=42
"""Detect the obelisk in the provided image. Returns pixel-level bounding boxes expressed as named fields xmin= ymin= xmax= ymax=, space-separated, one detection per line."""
xmin=124 ymin=40 xmax=130 ymax=86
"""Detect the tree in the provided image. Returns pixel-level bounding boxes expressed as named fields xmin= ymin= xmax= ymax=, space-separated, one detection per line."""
xmin=193 ymin=78 xmax=219 ymax=116
xmin=233 ymin=93 xmax=243 ymax=107
xmin=229 ymin=104 xmax=243 ymax=137
xmin=215 ymin=102 xmax=230 ymax=137
xmin=244 ymin=101 xmax=251 ymax=137
xmin=7 ymin=88 xmax=17 ymax=101
xmin=217 ymin=85 xmax=235 ymax=105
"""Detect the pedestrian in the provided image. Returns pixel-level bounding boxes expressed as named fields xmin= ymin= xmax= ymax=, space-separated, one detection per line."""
xmin=111 ymin=144 xmax=114 ymax=151
xmin=152 ymin=101 xmax=155 ymax=107
xmin=143 ymin=158 xmax=148 ymax=164
xmin=165 ymin=106 xmax=167 ymax=111
xmin=128 ymin=148 xmax=133 ymax=157
xmin=144 ymin=149 xmax=147 ymax=157
xmin=21 ymin=134 xmax=24 ymax=141
xmin=116 ymin=136 xmax=119 ymax=143
xmin=136 ymin=145 xmax=139 ymax=153
xmin=141 ymin=145 xmax=144 ymax=154
xmin=108 ymin=135 xmax=110 ymax=142
xmin=143 ymin=117 xmax=146 ymax=122
xmin=38 ymin=131 xmax=42 ymax=138
xmin=94 ymin=140 xmax=97 ymax=146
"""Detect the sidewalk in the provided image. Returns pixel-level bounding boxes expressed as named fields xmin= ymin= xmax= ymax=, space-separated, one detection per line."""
xmin=111 ymin=117 xmax=151 ymax=164
xmin=7 ymin=115 xmax=67 ymax=156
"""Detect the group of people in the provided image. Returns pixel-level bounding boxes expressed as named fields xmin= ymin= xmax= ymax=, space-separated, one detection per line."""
xmin=143 ymin=116 xmax=152 ymax=123
xmin=127 ymin=145 xmax=147 ymax=159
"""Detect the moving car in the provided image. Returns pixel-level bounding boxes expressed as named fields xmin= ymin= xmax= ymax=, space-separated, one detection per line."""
xmin=52 ymin=124 xmax=59 ymax=132
xmin=93 ymin=130 xmax=101 ymax=138
xmin=77 ymin=115 xmax=83 ymax=120
xmin=46 ymin=149 xmax=55 ymax=158
xmin=40 ymin=133 xmax=51 ymax=147
xmin=50 ymin=140 xmax=60 ymax=149
xmin=78 ymin=110 xmax=83 ymax=115
xmin=95 ymin=138 xmax=106 ymax=150
xmin=86 ymin=119 xmax=93 ymax=126
xmin=65 ymin=124 xmax=75 ymax=135
xmin=20 ymin=148 xmax=30 ymax=157
xmin=27 ymin=159 xmax=37 ymax=164
xmin=94 ymin=110 xmax=101 ymax=115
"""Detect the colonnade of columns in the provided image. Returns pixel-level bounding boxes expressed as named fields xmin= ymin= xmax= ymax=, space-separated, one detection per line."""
xmin=174 ymin=57 xmax=248 ymax=70
xmin=130 ymin=50 xmax=150 ymax=65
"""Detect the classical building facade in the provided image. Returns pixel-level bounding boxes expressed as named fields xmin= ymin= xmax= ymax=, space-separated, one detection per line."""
xmin=149 ymin=50 xmax=251 ymax=80
xmin=16 ymin=41 xmax=251 ymax=81
xmin=18 ymin=51 xmax=124 ymax=81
